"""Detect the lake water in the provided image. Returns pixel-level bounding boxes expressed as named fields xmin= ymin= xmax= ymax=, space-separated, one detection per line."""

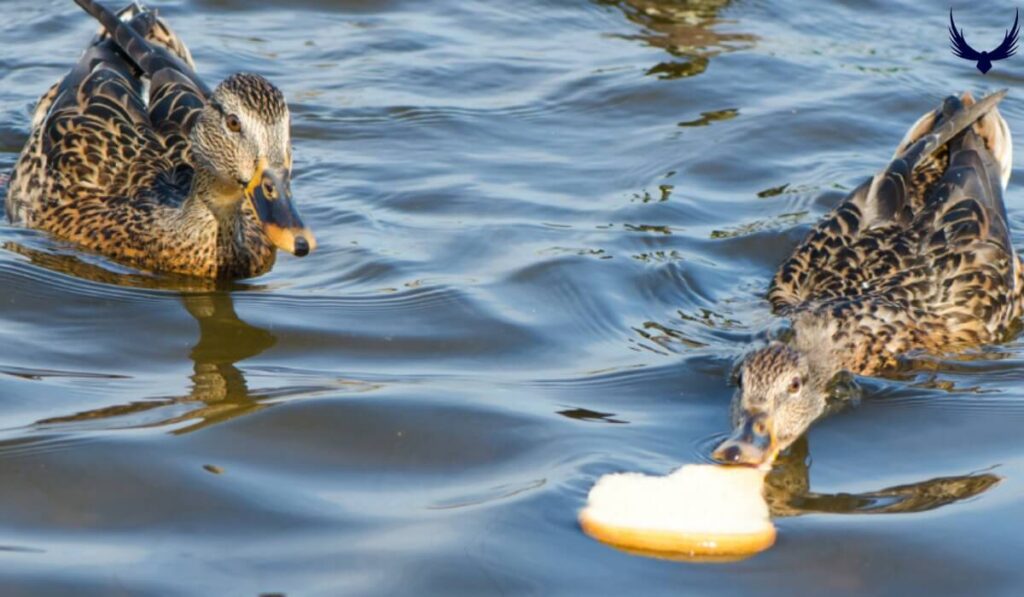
xmin=1 ymin=0 xmax=1023 ymax=595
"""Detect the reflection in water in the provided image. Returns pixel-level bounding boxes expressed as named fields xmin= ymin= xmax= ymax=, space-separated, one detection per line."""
xmin=38 ymin=291 xmax=278 ymax=434
xmin=677 ymin=108 xmax=739 ymax=128
xmin=4 ymin=243 xmax=296 ymax=434
xmin=599 ymin=0 xmax=757 ymax=79
xmin=557 ymin=407 xmax=629 ymax=424
xmin=12 ymin=243 xmax=381 ymax=435
xmin=763 ymin=439 xmax=1001 ymax=518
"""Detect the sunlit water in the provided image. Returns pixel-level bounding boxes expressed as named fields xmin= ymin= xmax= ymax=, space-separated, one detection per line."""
xmin=1 ymin=0 xmax=1023 ymax=595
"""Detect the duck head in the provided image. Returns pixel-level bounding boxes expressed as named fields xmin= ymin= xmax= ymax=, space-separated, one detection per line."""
xmin=712 ymin=342 xmax=830 ymax=468
xmin=191 ymin=73 xmax=315 ymax=257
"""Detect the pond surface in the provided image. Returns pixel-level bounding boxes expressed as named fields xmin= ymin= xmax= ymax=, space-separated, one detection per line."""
xmin=1 ymin=0 xmax=1023 ymax=595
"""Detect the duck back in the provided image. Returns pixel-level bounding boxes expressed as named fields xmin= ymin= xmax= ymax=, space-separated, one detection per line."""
xmin=769 ymin=91 xmax=1022 ymax=373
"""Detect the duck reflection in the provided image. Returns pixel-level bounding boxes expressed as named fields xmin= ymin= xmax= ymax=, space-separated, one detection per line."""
xmin=598 ymin=0 xmax=757 ymax=79
xmin=762 ymin=438 xmax=1000 ymax=518
xmin=6 ymin=242 xmax=278 ymax=433
xmin=40 ymin=291 xmax=275 ymax=433
xmin=166 ymin=292 xmax=276 ymax=433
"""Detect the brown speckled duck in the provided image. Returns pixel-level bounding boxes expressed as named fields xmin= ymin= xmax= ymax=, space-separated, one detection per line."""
xmin=713 ymin=91 xmax=1022 ymax=466
xmin=5 ymin=0 xmax=315 ymax=279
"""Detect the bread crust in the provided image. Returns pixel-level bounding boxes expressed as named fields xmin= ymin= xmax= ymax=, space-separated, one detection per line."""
xmin=579 ymin=508 xmax=776 ymax=558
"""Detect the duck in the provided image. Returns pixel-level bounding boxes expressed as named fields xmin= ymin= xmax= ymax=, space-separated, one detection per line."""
xmin=5 ymin=0 xmax=315 ymax=279
xmin=712 ymin=90 xmax=1022 ymax=467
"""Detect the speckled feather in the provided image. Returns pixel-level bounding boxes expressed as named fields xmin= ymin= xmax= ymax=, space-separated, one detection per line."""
xmin=768 ymin=91 xmax=1022 ymax=375
xmin=5 ymin=2 xmax=279 ymax=279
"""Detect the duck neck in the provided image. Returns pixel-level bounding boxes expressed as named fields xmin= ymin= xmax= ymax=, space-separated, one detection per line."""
xmin=789 ymin=314 xmax=842 ymax=382
xmin=178 ymin=167 xmax=274 ymax=279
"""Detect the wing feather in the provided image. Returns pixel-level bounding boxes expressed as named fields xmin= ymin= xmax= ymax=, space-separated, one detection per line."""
xmin=768 ymin=92 xmax=1011 ymax=319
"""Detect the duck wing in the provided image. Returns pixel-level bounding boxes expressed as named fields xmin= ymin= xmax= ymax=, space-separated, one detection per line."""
xmin=74 ymin=0 xmax=210 ymax=181
xmin=768 ymin=92 xmax=1010 ymax=315
xmin=6 ymin=2 xmax=206 ymax=226
xmin=910 ymin=121 xmax=1021 ymax=343
xmin=784 ymin=93 xmax=1021 ymax=374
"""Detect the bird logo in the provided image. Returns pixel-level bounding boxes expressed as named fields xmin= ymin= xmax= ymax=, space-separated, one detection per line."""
xmin=949 ymin=9 xmax=1019 ymax=74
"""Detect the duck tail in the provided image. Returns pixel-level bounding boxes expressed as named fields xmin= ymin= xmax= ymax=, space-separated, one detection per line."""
xmin=859 ymin=90 xmax=1010 ymax=226
xmin=964 ymin=92 xmax=1013 ymax=191
xmin=87 ymin=2 xmax=198 ymax=72
xmin=72 ymin=0 xmax=210 ymax=95
xmin=73 ymin=0 xmax=151 ymax=71
xmin=896 ymin=90 xmax=1010 ymax=188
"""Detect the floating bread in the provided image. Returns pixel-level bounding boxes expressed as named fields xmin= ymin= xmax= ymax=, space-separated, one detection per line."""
xmin=579 ymin=464 xmax=775 ymax=559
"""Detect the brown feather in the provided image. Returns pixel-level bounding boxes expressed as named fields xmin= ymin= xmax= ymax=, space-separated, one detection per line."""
xmin=769 ymin=91 xmax=1021 ymax=376
xmin=6 ymin=3 xmax=278 ymax=279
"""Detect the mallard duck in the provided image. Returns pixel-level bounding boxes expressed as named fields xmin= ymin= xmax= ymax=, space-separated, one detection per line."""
xmin=713 ymin=91 xmax=1021 ymax=466
xmin=5 ymin=0 xmax=315 ymax=279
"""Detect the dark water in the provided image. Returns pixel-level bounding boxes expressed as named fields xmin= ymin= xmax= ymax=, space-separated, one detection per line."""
xmin=1 ymin=0 xmax=1023 ymax=594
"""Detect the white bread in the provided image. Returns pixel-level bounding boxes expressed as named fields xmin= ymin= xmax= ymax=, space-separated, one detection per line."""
xmin=579 ymin=464 xmax=775 ymax=558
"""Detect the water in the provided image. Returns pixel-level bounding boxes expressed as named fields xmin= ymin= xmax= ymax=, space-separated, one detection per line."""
xmin=1 ymin=0 xmax=1023 ymax=594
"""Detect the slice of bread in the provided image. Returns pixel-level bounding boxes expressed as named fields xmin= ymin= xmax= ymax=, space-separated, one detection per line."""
xmin=579 ymin=464 xmax=775 ymax=558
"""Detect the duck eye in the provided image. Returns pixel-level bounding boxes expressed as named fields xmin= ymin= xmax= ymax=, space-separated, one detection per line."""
xmin=735 ymin=372 xmax=744 ymax=387
xmin=788 ymin=376 xmax=802 ymax=393
xmin=226 ymin=114 xmax=242 ymax=133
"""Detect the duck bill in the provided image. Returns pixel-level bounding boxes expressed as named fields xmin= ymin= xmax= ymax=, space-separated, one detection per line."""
xmin=712 ymin=413 xmax=778 ymax=469
xmin=245 ymin=160 xmax=316 ymax=257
